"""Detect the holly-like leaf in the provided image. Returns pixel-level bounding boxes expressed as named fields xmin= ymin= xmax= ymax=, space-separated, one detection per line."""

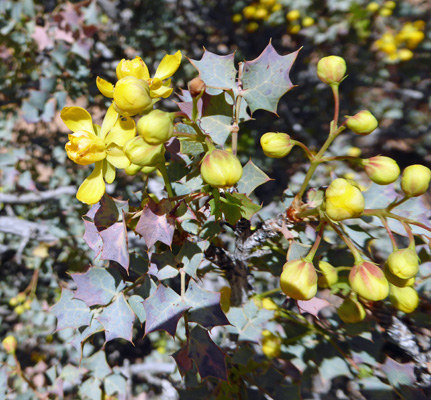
xmin=189 ymin=50 xmax=237 ymax=92
xmin=177 ymin=240 xmax=209 ymax=279
xmin=199 ymin=92 xmax=234 ymax=146
xmin=143 ymin=284 xmax=189 ymax=336
xmin=83 ymin=220 xmax=103 ymax=259
xmin=104 ymin=373 xmax=127 ymax=399
xmin=172 ymin=345 xmax=194 ymax=377
xmin=71 ymin=267 xmax=125 ymax=307
xmin=51 ymin=288 xmax=92 ymax=331
xmin=96 ymin=293 xmax=136 ymax=343
xmin=82 ymin=351 xmax=112 ymax=380
xmin=135 ymin=199 xmax=175 ymax=248
xmin=78 ymin=377 xmax=102 ymax=400
xmin=241 ymin=43 xmax=299 ymax=114
xmin=127 ymin=295 xmax=146 ymax=323
xmin=69 ymin=319 xmax=104 ymax=354
xmin=237 ymin=160 xmax=272 ymax=196
xmin=226 ymin=192 xmax=262 ymax=221
xmin=297 ymin=297 xmax=331 ymax=318
xmin=93 ymin=195 xmax=128 ymax=230
xmin=225 ymin=299 xmax=273 ymax=342
xmin=184 ymin=280 xmax=230 ymax=328
xmin=381 ymin=357 xmax=416 ymax=388
xmin=188 ymin=325 xmax=228 ymax=381
xmin=148 ymin=251 xmax=179 ymax=280
xmin=100 ymin=220 xmax=129 ymax=271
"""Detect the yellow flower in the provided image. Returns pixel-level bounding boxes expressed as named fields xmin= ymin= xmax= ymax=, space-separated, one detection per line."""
xmin=97 ymin=51 xmax=182 ymax=102
xmin=61 ymin=105 xmax=136 ymax=204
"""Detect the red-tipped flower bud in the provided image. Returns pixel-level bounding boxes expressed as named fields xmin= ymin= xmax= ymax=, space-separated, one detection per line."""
xmin=2 ymin=335 xmax=17 ymax=354
xmin=260 ymin=132 xmax=294 ymax=158
xmin=389 ymin=284 xmax=419 ymax=313
xmin=317 ymin=260 xmax=338 ymax=288
xmin=387 ymin=248 xmax=419 ymax=280
xmin=362 ymin=156 xmax=400 ymax=185
xmin=400 ymin=164 xmax=431 ymax=197
xmin=384 ymin=263 xmax=415 ymax=287
xmin=349 ymin=261 xmax=389 ymax=301
xmin=200 ymin=149 xmax=243 ymax=188
xmin=345 ymin=110 xmax=378 ymax=135
xmin=137 ymin=110 xmax=174 ymax=145
xmin=280 ymin=259 xmax=318 ymax=300
xmin=317 ymin=56 xmax=347 ymax=85
xmin=337 ymin=298 xmax=366 ymax=323
xmin=325 ymin=178 xmax=365 ymax=221
xmin=188 ymin=77 xmax=206 ymax=97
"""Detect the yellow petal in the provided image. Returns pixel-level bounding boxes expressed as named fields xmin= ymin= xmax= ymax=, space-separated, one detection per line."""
xmin=150 ymin=85 xmax=173 ymax=98
xmin=76 ymin=161 xmax=106 ymax=205
xmin=100 ymin=104 xmax=119 ymax=141
xmin=116 ymin=57 xmax=150 ymax=81
xmin=96 ymin=77 xmax=114 ymax=98
xmin=149 ymin=77 xmax=163 ymax=90
xmin=106 ymin=144 xmax=131 ymax=169
xmin=103 ymin=160 xmax=116 ymax=184
xmin=61 ymin=107 xmax=94 ymax=134
xmin=154 ymin=50 xmax=182 ymax=81
xmin=105 ymin=115 xmax=136 ymax=146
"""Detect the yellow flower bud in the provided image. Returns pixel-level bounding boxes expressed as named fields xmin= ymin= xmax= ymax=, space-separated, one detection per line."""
xmin=366 ymin=2 xmax=380 ymax=12
xmin=345 ymin=110 xmax=378 ymax=135
xmin=316 ymin=56 xmax=347 ymax=86
xmin=219 ymin=286 xmax=231 ymax=314
xmin=280 ymin=259 xmax=317 ymax=300
xmin=347 ymin=146 xmax=362 ymax=157
xmin=389 ymin=284 xmax=419 ymax=313
xmin=123 ymin=136 xmax=165 ymax=167
xmin=254 ymin=7 xmax=268 ymax=20
xmin=2 ymin=335 xmax=17 ymax=354
xmin=337 ymin=298 xmax=366 ymax=323
xmin=384 ymin=263 xmax=415 ymax=287
xmin=141 ymin=165 xmax=157 ymax=174
xmin=302 ymin=17 xmax=315 ymax=27
xmin=232 ymin=13 xmax=243 ymax=23
xmin=125 ymin=163 xmax=143 ymax=175
xmin=65 ymin=131 xmax=106 ymax=165
xmin=387 ymin=248 xmax=419 ymax=280
xmin=325 ymin=178 xmax=365 ymax=221
xmin=349 ymin=261 xmax=389 ymax=301
xmin=317 ymin=260 xmax=338 ymax=288
xmin=383 ymin=1 xmax=396 ymax=9
xmin=379 ymin=8 xmax=392 ymax=17
xmin=200 ymin=149 xmax=243 ymax=188
xmin=113 ymin=76 xmax=152 ymax=116
xmin=14 ymin=305 xmax=25 ymax=315
xmin=286 ymin=10 xmax=301 ymax=21
xmin=288 ymin=24 xmax=301 ymax=34
xmin=362 ymin=156 xmax=400 ymax=185
xmin=398 ymin=49 xmax=413 ymax=61
xmin=261 ymin=330 xmax=281 ymax=358
xmin=137 ymin=110 xmax=174 ymax=145
xmin=401 ymin=164 xmax=431 ymax=197
xmin=246 ymin=21 xmax=259 ymax=33
xmin=262 ymin=298 xmax=278 ymax=310
xmin=406 ymin=31 xmax=424 ymax=49
xmin=243 ymin=5 xmax=256 ymax=19
xmin=260 ymin=132 xmax=294 ymax=158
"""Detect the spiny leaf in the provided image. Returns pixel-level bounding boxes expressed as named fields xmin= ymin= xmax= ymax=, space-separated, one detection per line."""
xmin=81 ymin=351 xmax=112 ymax=380
xmin=127 ymin=295 xmax=146 ymax=324
xmin=177 ymin=240 xmax=209 ymax=279
xmin=69 ymin=319 xmax=104 ymax=354
xmin=96 ymin=293 xmax=136 ymax=343
xmin=241 ymin=43 xmax=299 ymax=114
xmin=143 ymin=284 xmax=189 ymax=336
xmin=135 ymin=199 xmax=175 ymax=248
xmin=99 ymin=220 xmax=129 ymax=271
xmin=189 ymin=50 xmax=237 ymax=92
xmin=381 ymin=358 xmax=416 ymax=388
xmin=83 ymin=220 xmax=103 ymax=259
xmin=184 ymin=280 xmax=230 ymax=328
xmin=71 ymin=266 xmax=125 ymax=307
xmin=225 ymin=192 xmax=262 ymax=221
xmin=237 ymin=159 xmax=272 ymax=196
xmin=188 ymin=325 xmax=228 ymax=381
xmin=148 ymin=251 xmax=179 ymax=280
xmin=172 ymin=345 xmax=194 ymax=377
xmin=51 ymin=288 xmax=92 ymax=331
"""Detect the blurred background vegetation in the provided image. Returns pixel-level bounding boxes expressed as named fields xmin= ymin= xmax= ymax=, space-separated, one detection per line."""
xmin=1 ymin=0 xmax=430 ymax=398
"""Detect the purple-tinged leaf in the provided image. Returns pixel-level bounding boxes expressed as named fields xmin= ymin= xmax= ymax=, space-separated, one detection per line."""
xmin=172 ymin=345 xmax=193 ymax=377
xmin=148 ymin=251 xmax=179 ymax=280
xmin=189 ymin=50 xmax=237 ymax=92
xmin=188 ymin=325 xmax=227 ymax=381
xmin=85 ymin=203 xmax=101 ymax=219
xmin=94 ymin=195 xmax=120 ymax=230
xmin=241 ymin=43 xmax=299 ymax=114
xmin=135 ymin=199 xmax=175 ymax=248
xmin=177 ymin=240 xmax=209 ymax=279
xmin=83 ymin=220 xmax=103 ymax=259
xmin=99 ymin=220 xmax=129 ymax=271
xmin=381 ymin=357 xmax=416 ymax=388
xmin=297 ymin=297 xmax=331 ymax=318
xmin=96 ymin=293 xmax=136 ymax=343
xmin=237 ymin=160 xmax=272 ymax=196
xmin=71 ymin=267 xmax=125 ymax=307
xmin=184 ymin=280 xmax=230 ymax=328
xmin=143 ymin=285 xmax=189 ymax=336
xmin=69 ymin=319 xmax=104 ymax=354
xmin=51 ymin=288 xmax=92 ymax=331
